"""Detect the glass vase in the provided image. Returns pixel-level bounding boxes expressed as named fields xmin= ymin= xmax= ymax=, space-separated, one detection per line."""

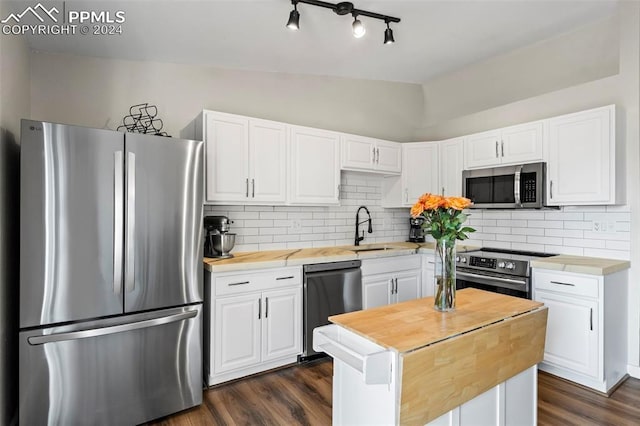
xmin=434 ymin=238 xmax=456 ymax=312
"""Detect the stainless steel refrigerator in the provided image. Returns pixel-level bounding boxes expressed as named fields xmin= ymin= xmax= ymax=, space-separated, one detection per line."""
xmin=18 ymin=120 xmax=204 ymax=425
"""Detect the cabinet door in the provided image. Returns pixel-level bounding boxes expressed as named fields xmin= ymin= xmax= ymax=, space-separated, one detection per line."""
xmin=376 ymin=140 xmax=402 ymax=174
xmin=534 ymin=290 xmax=599 ymax=378
xmin=363 ymin=276 xmax=392 ymax=309
xmin=500 ymin=121 xmax=543 ymax=165
xmin=464 ymin=130 xmax=501 ymax=169
xmin=290 ymin=126 xmax=340 ymax=205
xmin=262 ymin=287 xmax=302 ymax=362
xmin=249 ymin=119 xmax=287 ymax=203
xmin=214 ymin=294 xmax=261 ymax=374
xmin=439 ymin=138 xmax=464 ymax=197
xmin=403 ymin=142 xmax=439 ymax=206
xmin=422 ymin=256 xmax=436 ymax=297
xmin=204 ymin=112 xmax=249 ymax=202
xmin=546 ymin=106 xmax=613 ymax=205
xmin=341 ymin=134 xmax=375 ymax=171
xmin=394 ymin=271 xmax=421 ymax=303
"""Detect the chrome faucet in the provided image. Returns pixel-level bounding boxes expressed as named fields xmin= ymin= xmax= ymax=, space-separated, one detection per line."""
xmin=354 ymin=206 xmax=373 ymax=246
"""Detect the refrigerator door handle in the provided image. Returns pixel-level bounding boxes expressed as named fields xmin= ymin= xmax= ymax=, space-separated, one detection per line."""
xmin=113 ymin=151 xmax=124 ymax=295
xmin=27 ymin=310 xmax=197 ymax=345
xmin=125 ymin=152 xmax=136 ymax=293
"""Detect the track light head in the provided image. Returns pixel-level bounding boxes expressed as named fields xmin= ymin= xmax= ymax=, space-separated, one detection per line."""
xmin=286 ymin=2 xmax=300 ymax=30
xmin=384 ymin=22 xmax=395 ymax=44
xmin=352 ymin=15 xmax=366 ymax=38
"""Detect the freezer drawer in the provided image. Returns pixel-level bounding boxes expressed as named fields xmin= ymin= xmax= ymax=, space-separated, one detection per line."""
xmin=19 ymin=305 xmax=203 ymax=425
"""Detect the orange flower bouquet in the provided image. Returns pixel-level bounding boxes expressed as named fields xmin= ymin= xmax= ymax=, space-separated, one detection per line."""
xmin=411 ymin=193 xmax=475 ymax=311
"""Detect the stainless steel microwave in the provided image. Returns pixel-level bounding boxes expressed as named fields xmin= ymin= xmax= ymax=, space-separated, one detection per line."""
xmin=462 ymin=162 xmax=546 ymax=209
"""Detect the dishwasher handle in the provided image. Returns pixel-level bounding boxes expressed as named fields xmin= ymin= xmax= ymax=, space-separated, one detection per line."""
xmin=304 ymin=260 xmax=361 ymax=274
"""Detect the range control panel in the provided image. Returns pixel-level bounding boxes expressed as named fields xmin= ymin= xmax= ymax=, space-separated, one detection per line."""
xmin=469 ymin=256 xmax=497 ymax=269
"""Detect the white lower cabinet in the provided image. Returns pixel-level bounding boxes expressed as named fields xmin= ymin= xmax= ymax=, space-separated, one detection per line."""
xmin=362 ymin=255 xmax=421 ymax=309
xmin=205 ymin=267 xmax=302 ymax=386
xmin=532 ymin=268 xmax=627 ymax=393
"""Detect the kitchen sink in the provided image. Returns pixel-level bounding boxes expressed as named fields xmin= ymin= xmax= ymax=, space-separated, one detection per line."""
xmin=345 ymin=244 xmax=408 ymax=252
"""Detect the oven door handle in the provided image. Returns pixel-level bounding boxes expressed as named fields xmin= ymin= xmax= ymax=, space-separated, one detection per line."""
xmin=456 ymin=271 xmax=527 ymax=286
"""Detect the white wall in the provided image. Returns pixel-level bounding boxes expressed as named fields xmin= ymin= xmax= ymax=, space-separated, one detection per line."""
xmin=0 ymin=6 xmax=30 ymax=422
xmin=419 ymin=15 xmax=619 ymax=130
xmin=205 ymin=171 xmax=409 ymax=251
xmin=29 ymin=51 xmax=424 ymax=142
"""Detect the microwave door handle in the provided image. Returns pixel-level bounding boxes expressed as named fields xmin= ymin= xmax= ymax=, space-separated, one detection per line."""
xmin=514 ymin=165 xmax=522 ymax=206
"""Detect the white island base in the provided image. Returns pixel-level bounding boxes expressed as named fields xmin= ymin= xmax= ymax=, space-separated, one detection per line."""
xmin=332 ymin=349 xmax=536 ymax=426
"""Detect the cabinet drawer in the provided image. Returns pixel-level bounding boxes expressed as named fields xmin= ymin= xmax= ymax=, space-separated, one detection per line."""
xmin=533 ymin=270 xmax=599 ymax=298
xmin=215 ymin=267 xmax=302 ymax=296
xmin=361 ymin=255 xmax=421 ymax=276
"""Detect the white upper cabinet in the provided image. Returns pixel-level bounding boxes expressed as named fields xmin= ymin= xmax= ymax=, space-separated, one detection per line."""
xmin=197 ymin=111 xmax=287 ymax=204
xmin=546 ymin=105 xmax=619 ymax=205
xmin=403 ymin=142 xmax=439 ymax=206
xmin=289 ymin=125 xmax=341 ymax=205
xmin=439 ymin=137 xmax=464 ymax=197
xmin=249 ymin=119 xmax=287 ymax=203
xmin=464 ymin=121 xmax=543 ymax=169
xmin=341 ymin=134 xmax=401 ymax=174
xmin=381 ymin=141 xmax=439 ymax=208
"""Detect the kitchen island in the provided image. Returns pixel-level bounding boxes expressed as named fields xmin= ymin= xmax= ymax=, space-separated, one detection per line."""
xmin=314 ymin=288 xmax=548 ymax=425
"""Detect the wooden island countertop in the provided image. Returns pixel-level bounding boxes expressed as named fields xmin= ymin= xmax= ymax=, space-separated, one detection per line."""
xmin=329 ymin=288 xmax=544 ymax=353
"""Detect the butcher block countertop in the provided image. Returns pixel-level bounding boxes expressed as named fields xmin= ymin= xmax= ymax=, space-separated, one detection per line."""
xmin=328 ymin=288 xmax=544 ymax=353
xmin=530 ymin=254 xmax=630 ymax=276
xmin=203 ymin=241 xmax=478 ymax=273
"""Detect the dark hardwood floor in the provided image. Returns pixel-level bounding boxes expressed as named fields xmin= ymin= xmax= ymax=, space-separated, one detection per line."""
xmin=148 ymin=360 xmax=640 ymax=425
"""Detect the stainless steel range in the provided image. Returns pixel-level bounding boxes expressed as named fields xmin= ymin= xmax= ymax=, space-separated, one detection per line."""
xmin=455 ymin=248 xmax=556 ymax=299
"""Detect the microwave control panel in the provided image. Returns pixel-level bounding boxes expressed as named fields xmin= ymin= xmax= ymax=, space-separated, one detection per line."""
xmin=521 ymin=173 xmax=537 ymax=203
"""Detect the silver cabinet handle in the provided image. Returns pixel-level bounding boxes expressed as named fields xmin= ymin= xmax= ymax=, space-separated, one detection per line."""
xmin=590 ymin=308 xmax=593 ymax=331
xmin=495 ymin=141 xmax=499 ymax=158
xmin=550 ymin=180 xmax=554 ymax=200
xmin=252 ymin=178 xmax=255 ymax=198
xmin=501 ymin=141 xmax=504 ymax=157
xmin=372 ymin=147 xmax=376 ymax=163
xmin=441 ymin=187 xmax=445 ymax=196
xmin=124 ymin=152 xmax=136 ymax=293
xmin=265 ymin=297 xmax=269 ymax=318
xmin=376 ymin=148 xmax=380 ymax=164
xmin=113 ymin=151 xmax=124 ymax=295
xmin=245 ymin=178 xmax=249 ymax=197
xmin=228 ymin=281 xmax=250 ymax=286
xmin=394 ymin=278 xmax=398 ymax=294
xmin=258 ymin=298 xmax=262 ymax=319
xmin=28 ymin=310 xmax=197 ymax=345
xmin=276 ymin=276 xmax=295 ymax=280
xmin=550 ymin=280 xmax=575 ymax=287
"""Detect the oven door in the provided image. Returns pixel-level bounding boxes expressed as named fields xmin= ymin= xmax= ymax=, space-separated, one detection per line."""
xmin=456 ymin=269 xmax=531 ymax=299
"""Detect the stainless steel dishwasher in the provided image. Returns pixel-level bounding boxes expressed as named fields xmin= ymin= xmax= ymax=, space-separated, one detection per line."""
xmin=300 ymin=260 xmax=362 ymax=361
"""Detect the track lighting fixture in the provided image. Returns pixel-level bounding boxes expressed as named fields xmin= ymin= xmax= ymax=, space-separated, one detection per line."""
xmin=352 ymin=15 xmax=365 ymax=38
xmin=384 ymin=21 xmax=394 ymax=44
xmin=287 ymin=1 xmax=300 ymax=30
xmin=286 ymin=0 xmax=400 ymax=44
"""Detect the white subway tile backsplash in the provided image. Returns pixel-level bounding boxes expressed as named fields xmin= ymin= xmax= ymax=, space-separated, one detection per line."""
xmin=205 ymin=171 xmax=630 ymax=260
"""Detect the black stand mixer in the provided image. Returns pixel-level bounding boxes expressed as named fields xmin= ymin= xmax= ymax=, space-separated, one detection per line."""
xmin=204 ymin=216 xmax=236 ymax=258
